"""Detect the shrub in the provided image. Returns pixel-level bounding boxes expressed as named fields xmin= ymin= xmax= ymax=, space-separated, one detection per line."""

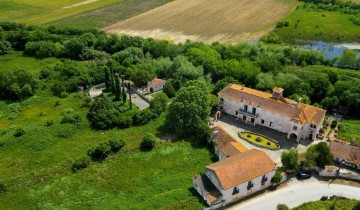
xmin=267 ymin=142 xmax=271 ymax=146
xmin=247 ymin=134 xmax=251 ymax=138
xmin=140 ymin=132 xmax=157 ymax=151
xmin=331 ymin=120 xmax=338 ymax=128
xmin=87 ymin=143 xmax=111 ymax=161
xmin=14 ymin=128 xmax=25 ymax=137
xmin=45 ymin=119 xmax=54 ymax=126
xmin=72 ymin=156 xmax=91 ymax=172
xmin=117 ymin=117 xmax=132 ymax=129
xmin=108 ymin=139 xmax=125 ymax=152
xmin=256 ymin=137 xmax=262 ymax=142
xmin=277 ymin=204 xmax=289 ymax=210
xmin=0 ymin=181 xmax=6 ymax=194
xmin=271 ymin=171 xmax=283 ymax=184
xmin=61 ymin=115 xmax=82 ymax=125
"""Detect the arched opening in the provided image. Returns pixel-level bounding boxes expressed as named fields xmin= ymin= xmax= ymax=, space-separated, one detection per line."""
xmin=150 ymin=87 xmax=154 ymax=92
xmin=289 ymin=133 xmax=298 ymax=141
xmin=309 ymin=134 xmax=313 ymax=140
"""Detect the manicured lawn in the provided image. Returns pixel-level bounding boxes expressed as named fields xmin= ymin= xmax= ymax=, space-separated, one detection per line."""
xmin=293 ymin=198 xmax=360 ymax=210
xmin=239 ymin=132 xmax=280 ymax=150
xmin=274 ymin=2 xmax=360 ymax=43
xmin=338 ymin=118 xmax=360 ymax=145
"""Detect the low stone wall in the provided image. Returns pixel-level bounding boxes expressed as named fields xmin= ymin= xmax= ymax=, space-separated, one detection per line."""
xmin=128 ymin=85 xmax=151 ymax=103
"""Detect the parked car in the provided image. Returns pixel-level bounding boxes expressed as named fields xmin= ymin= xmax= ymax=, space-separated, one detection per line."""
xmin=297 ymin=170 xmax=312 ymax=179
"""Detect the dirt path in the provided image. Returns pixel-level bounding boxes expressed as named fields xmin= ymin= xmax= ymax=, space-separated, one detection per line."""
xmin=104 ymin=0 xmax=297 ymax=44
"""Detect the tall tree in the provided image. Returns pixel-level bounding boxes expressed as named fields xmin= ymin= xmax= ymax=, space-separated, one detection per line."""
xmin=115 ymin=74 xmax=121 ymax=101
xmin=281 ymin=148 xmax=299 ymax=172
xmin=104 ymin=66 xmax=111 ymax=90
xmin=168 ymin=80 xmax=211 ymax=141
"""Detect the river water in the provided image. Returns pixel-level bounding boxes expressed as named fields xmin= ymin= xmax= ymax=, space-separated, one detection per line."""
xmin=298 ymin=41 xmax=360 ymax=58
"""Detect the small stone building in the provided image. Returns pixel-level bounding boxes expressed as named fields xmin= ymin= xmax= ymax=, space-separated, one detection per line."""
xmin=147 ymin=78 xmax=166 ymax=93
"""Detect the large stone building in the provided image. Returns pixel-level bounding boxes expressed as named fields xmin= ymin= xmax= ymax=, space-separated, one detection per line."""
xmin=218 ymin=84 xmax=326 ymax=142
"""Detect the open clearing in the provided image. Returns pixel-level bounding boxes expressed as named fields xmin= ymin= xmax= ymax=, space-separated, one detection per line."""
xmin=104 ymin=0 xmax=297 ymax=44
xmin=0 ymin=0 xmax=118 ymax=24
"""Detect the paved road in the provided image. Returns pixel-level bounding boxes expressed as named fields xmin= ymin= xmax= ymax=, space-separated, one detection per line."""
xmin=227 ymin=177 xmax=360 ymax=210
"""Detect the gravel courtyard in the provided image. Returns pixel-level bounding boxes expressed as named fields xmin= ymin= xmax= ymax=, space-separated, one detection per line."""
xmin=213 ymin=114 xmax=322 ymax=165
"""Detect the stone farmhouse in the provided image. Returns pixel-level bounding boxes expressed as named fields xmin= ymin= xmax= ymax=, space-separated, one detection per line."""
xmin=146 ymin=78 xmax=166 ymax=93
xmin=330 ymin=140 xmax=360 ymax=169
xmin=193 ymin=126 xmax=277 ymax=207
xmin=218 ymin=84 xmax=326 ymax=142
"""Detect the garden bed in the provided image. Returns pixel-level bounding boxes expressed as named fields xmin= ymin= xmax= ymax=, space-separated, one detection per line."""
xmin=239 ymin=132 xmax=280 ymax=150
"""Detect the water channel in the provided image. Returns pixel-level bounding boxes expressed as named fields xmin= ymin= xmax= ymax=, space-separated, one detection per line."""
xmin=297 ymin=41 xmax=360 ymax=58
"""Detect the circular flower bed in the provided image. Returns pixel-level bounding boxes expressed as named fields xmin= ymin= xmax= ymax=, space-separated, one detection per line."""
xmin=239 ymin=132 xmax=280 ymax=150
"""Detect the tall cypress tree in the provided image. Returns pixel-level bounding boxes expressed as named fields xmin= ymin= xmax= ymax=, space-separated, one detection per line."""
xmin=115 ymin=74 xmax=121 ymax=101
xmin=122 ymin=87 xmax=127 ymax=103
xmin=104 ymin=67 xmax=111 ymax=90
xmin=110 ymin=69 xmax=115 ymax=94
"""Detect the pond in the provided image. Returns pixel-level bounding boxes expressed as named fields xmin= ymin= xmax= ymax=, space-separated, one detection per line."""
xmin=297 ymin=41 xmax=360 ymax=59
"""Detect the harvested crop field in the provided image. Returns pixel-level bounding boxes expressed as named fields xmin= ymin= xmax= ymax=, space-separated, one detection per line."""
xmin=104 ymin=0 xmax=297 ymax=44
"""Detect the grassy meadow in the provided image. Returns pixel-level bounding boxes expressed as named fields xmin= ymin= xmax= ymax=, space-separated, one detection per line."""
xmin=274 ymin=2 xmax=360 ymax=43
xmin=293 ymin=198 xmax=360 ymax=210
xmin=48 ymin=0 xmax=174 ymax=28
xmin=0 ymin=54 xmax=212 ymax=209
xmin=338 ymin=118 xmax=360 ymax=144
xmin=0 ymin=0 xmax=119 ymax=24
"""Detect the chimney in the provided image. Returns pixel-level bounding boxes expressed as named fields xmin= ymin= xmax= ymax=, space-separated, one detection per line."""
xmin=272 ymin=87 xmax=284 ymax=100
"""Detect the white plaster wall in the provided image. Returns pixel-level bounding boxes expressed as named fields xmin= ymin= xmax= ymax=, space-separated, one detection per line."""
xmin=147 ymin=83 xmax=166 ymax=92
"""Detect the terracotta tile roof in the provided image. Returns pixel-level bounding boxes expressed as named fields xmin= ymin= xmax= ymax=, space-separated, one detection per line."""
xmin=148 ymin=78 xmax=166 ymax=87
xmin=193 ymin=174 xmax=222 ymax=205
xmin=206 ymin=149 xmax=276 ymax=190
xmin=212 ymin=126 xmax=248 ymax=158
xmin=218 ymin=84 xmax=326 ymax=126
xmin=330 ymin=141 xmax=360 ymax=165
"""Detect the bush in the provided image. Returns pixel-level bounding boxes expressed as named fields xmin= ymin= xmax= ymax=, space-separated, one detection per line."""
xmin=331 ymin=120 xmax=338 ymax=128
xmin=140 ymin=132 xmax=157 ymax=151
xmin=271 ymin=171 xmax=283 ymax=184
xmin=108 ymin=139 xmax=125 ymax=152
xmin=277 ymin=204 xmax=289 ymax=210
xmin=267 ymin=142 xmax=271 ymax=146
xmin=72 ymin=156 xmax=91 ymax=172
xmin=45 ymin=119 xmax=54 ymax=126
xmin=87 ymin=143 xmax=111 ymax=161
xmin=14 ymin=128 xmax=25 ymax=137
xmin=163 ymin=82 xmax=176 ymax=98
xmin=117 ymin=117 xmax=132 ymax=129
xmin=256 ymin=137 xmax=262 ymax=142
xmin=61 ymin=115 xmax=82 ymax=125
xmin=247 ymin=134 xmax=251 ymax=138
xmin=0 ymin=40 xmax=12 ymax=55
xmin=0 ymin=181 xmax=6 ymax=194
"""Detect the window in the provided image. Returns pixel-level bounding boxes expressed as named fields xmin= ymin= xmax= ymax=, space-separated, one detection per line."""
xmin=247 ymin=181 xmax=254 ymax=191
xmin=232 ymin=187 xmax=239 ymax=195
xmin=251 ymin=118 xmax=255 ymax=123
xmin=243 ymin=115 xmax=247 ymax=120
xmin=269 ymin=122 xmax=273 ymax=127
xmin=244 ymin=105 xmax=248 ymax=112
xmin=235 ymin=111 xmax=238 ymax=115
xmin=252 ymin=107 xmax=256 ymax=114
xmin=261 ymin=119 xmax=265 ymax=124
xmin=220 ymin=98 xmax=224 ymax=102
xmin=293 ymin=126 xmax=298 ymax=131
xmin=261 ymin=175 xmax=268 ymax=186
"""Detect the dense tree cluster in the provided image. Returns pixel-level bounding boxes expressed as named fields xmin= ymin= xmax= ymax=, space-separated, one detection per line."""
xmin=0 ymin=22 xmax=359 ymax=119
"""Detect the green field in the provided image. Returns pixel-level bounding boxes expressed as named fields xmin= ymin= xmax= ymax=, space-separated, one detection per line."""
xmin=339 ymin=118 xmax=360 ymax=144
xmin=293 ymin=198 xmax=360 ymax=210
xmin=48 ymin=0 xmax=174 ymax=28
xmin=0 ymin=0 xmax=119 ymax=24
xmin=0 ymin=54 xmax=212 ymax=209
xmin=274 ymin=2 xmax=360 ymax=43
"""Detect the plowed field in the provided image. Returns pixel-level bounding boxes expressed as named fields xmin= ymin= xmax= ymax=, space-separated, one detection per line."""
xmin=104 ymin=0 xmax=297 ymax=44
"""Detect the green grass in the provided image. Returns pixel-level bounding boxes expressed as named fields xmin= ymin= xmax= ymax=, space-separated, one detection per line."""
xmin=0 ymin=0 xmax=119 ymax=25
xmin=293 ymin=198 xmax=360 ymax=210
xmin=239 ymin=132 xmax=280 ymax=150
xmin=0 ymin=52 xmax=211 ymax=209
xmin=0 ymin=52 xmax=60 ymax=74
xmin=47 ymin=0 xmax=175 ymax=28
xmin=274 ymin=2 xmax=360 ymax=43
xmin=338 ymin=118 xmax=360 ymax=145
